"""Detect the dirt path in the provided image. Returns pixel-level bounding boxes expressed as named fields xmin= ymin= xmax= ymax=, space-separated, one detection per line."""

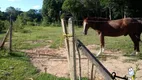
xmin=22 ymin=45 xmax=142 ymax=80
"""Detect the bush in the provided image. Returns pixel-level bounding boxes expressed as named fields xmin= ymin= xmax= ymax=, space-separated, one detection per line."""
xmin=0 ymin=20 xmax=5 ymax=32
xmin=13 ymin=16 xmax=25 ymax=32
xmin=27 ymin=21 xmax=34 ymax=26
xmin=4 ymin=20 xmax=10 ymax=29
xmin=42 ymin=16 xmax=51 ymax=26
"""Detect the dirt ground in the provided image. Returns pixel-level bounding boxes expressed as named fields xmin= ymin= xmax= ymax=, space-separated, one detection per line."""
xmin=22 ymin=45 xmax=142 ymax=80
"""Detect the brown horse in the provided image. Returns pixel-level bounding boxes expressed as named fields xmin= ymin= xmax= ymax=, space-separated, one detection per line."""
xmin=83 ymin=17 xmax=142 ymax=56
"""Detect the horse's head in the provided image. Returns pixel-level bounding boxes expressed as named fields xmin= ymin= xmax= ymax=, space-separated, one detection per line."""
xmin=83 ymin=18 xmax=89 ymax=35
xmin=83 ymin=17 xmax=109 ymax=35
xmin=83 ymin=17 xmax=99 ymax=35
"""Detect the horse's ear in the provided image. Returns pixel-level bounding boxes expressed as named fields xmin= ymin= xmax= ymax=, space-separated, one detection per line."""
xmin=83 ymin=17 xmax=87 ymax=20
xmin=82 ymin=16 xmax=86 ymax=19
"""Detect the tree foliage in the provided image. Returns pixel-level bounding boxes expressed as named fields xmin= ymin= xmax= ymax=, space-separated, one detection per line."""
xmin=6 ymin=6 xmax=22 ymax=21
xmin=83 ymin=0 xmax=101 ymax=17
xmin=42 ymin=0 xmax=64 ymax=26
xmin=62 ymin=0 xmax=82 ymax=17
xmin=0 ymin=20 xmax=4 ymax=32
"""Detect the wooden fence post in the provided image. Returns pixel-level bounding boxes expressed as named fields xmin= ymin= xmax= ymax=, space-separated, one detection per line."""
xmin=61 ymin=18 xmax=77 ymax=80
xmin=68 ymin=17 xmax=77 ymax=80
xmin=61 ymin=18 xmax=70 ymax=59
xmin=61 ymin=18 xmax=71 ymax=75
xmin=9 ymin=15 xmax=13 ymax=53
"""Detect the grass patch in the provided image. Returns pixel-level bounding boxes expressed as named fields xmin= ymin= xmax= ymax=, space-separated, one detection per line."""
xmin=0 ymin=51 xmax=38 ymax=80
xmin=12 ymin=26 xmax=62 ymax=49
xmin=34 ymin=73 xmax=88 ymax=80
xmin=34 ymin=73 xmax=70 ymax=80
xmin=0 ymin=50 xmax=72 ymax=80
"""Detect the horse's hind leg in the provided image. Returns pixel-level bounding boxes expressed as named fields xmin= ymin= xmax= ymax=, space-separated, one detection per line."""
xmin=129 ymin=34 xmax=140 ymax=55
xmin=96 ymin=33 xmax=105 ymax=56
xmin=135 ymin=33 xmax=142 ymax=42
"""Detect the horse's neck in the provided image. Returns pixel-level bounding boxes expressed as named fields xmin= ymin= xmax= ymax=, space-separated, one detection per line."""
xmin=91 ymin=22 xmax=105 ymax=30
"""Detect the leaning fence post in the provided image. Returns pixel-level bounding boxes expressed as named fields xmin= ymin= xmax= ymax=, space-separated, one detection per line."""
xmin=0 ymin=29 xmax=9 ymax=48
xmin=68 ymin=17 xmax=77 ymax=80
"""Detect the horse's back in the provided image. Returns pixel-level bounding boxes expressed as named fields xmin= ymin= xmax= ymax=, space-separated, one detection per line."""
xmin=102 ymin=18 xmax=141 ymax=36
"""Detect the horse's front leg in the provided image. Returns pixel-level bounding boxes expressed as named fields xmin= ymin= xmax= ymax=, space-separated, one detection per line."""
xmin=96 ymin=33 xmax=105 ymax=56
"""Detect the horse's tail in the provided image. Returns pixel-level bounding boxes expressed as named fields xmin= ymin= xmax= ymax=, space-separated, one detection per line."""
xmin=137 ymin=19 xmax=142 ymax=33
xmin=135 ymin=19 xmax=142 ymax=42
xmin=136 ymin=35 xmax=142 ymax=42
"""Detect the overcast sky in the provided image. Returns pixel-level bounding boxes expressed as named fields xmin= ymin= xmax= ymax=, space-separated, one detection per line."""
xmin=0 ymin=0 xmax=43 ymax=11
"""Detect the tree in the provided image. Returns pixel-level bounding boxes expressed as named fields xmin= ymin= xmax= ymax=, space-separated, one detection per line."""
xmin=55 ymin=0 xmax=65 ymax=21
xmin=62 ymin=0 xmax=83 ymax=20
xmin=13 ymin=9 xmax=42 ymax=27
xmin=127 ymin=0 xmax=142 ymax=17
xmin=35 ymin=9 xmax=42 ymax=23
xmin=25 ymin=9 xmax=42 ymax=25
xmin=26 ymin=9 xmax=37 ymax=21
xmin=6 ymin=6 xmax=23 ymax=21
xmin=42 ymin=0 xmax=63 ymax=26
xmin=100 ymin=0 xmax=129 ymax=19
xmin=6 ymin=6 xmax=17 ymax=21
xmin=83 ymin=0 xmax=101 ymax=17
xmin=62 ymin=0 xmax=82 ymax=17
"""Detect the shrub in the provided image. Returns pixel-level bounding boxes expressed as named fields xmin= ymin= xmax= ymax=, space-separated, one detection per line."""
xmin=0 ymin=20 xmax=5 ymax=32
xmin=42 ymin=16 xmax=51 ymax=26
xmin=27 ymin=21 xmax=34 ymax=26
xmin=4 ymin=20 xmax=10 ymax=29
xmin=13 ymin=15 xmax=25 ymax=32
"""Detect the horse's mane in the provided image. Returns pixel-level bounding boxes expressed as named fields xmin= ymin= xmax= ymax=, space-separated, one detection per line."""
xmin=84 ymin=17 xmax=109 ymax=22
xmin=87 ymin=17 xmax=109 ymax=20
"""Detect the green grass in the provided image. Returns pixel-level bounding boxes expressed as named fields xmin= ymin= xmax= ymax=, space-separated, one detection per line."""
xmin=0 ymin=25 xmax=142 ymax=80
xmin=0 ymin=50 xmax=73 ymax=80
xmin=34 ymin=73 xmax=70 ymax=80
xmin=12 ymin=26 xmax=63 ymax=49
xmin=34 ymin=73 xmax=87 ymax=80
xmin=0 ymin=50 xmax=38 ymax=80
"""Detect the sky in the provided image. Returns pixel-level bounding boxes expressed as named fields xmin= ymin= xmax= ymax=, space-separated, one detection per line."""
xmin=0 ymin=0 xmax=43 ymax=12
